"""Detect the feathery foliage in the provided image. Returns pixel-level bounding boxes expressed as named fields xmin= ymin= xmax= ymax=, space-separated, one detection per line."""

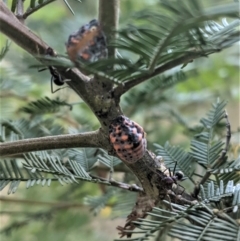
xmin=1 ymin=118 xmax=65 ymax=139
xmin=154 ymin=99 xmax=231 ymax=182
xmin=154 ymin=142 xmax=194 ymax=178
xmin=190 ymin=99 xmax=227 ymax=169
xmin=67 ymin=148 xmax=100 ymax=171
xmin=0 ymin=149 xmax=119 ymax=194
xmin=200 ymin=180 xmax=240 ymax=213
xmin=116 ymin=99 xmax=239 ymax=240
xmin=1 ymin=0 xmax=239 ymax=240
xmin=30 ymin=1 xmax=240 ymax=85
xmin=215 ymin=157 xmax=240 ymax=184
xmin=98 ymin=150 xmax=122 ymax=170
xmin=84 ymin=187 xmax=116 ymax=215
xmin=20 ymin=97 xmax=72 ymax=115
xmin=76 ymin=2 xmax=240 ymax=83
xmin=122 ymin=69 xmax=197 ymax=108
xmin=0 ymin=120 xmax=24 ymax=142
xmin=12 ymin=0 xmax=78 ymax=19
xmin=116 ymin=199 xmax=240 ymax=241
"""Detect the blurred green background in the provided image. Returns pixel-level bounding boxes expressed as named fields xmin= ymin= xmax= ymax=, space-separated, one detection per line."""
xmin=0 ymin=0 xmax=239 ymax=240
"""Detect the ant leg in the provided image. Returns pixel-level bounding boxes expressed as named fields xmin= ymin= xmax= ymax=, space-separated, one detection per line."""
xmin=178 ymin=183 xmax=185 ymax=195
xmin=172 ymin=162 xmax=177 ymax=176
xmin=51 ymin=76 xmax=62 ymax=93
xmin=51 ymin=78 xmax=70 ymax=93
xmin=51 ymin=76 xmax=56 ymax=93
xmin=174 ymin=183 xmax=185 ymax=196
xmin=38 ymin=67 xmax=48 ymax=72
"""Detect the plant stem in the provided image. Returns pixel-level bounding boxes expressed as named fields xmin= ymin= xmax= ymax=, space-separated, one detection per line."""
xmin=0 ymin=130 xmax=102 ymax=156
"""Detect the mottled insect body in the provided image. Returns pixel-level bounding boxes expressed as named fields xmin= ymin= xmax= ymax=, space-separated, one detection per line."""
xmin=66 ymin=19 xmax=107 ymax=62
xmin=162 ymin=171 xmax=184 ymax=185
xmin=109 ymin=115 xmax=147 ymax=163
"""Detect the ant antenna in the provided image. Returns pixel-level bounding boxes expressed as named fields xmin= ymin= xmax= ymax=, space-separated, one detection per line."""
xmin=172 ymin=161 xmax=177 ymax=176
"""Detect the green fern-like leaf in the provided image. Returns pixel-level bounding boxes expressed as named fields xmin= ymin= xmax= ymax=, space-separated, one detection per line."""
xmin=23 ymin=152 xmax=91 ymax=184
xmin=67 ymin=148 xmax=99 ymax=171
xmin=200 ymin=100 xmax=227 ymax=129
xmin=154 ymin=142 xmax=194 ymax=178
xmin=108 ymin=2 xmax=239 ymax=82
xmin=20 ymin=97 xmax=72 ymax=115
xmin=190 ymin=99 xmax=227 ymax=168
xmin=0 ymin=159 xmax=47 ymax=194
xmin=116 ymin=203 xmax=240 ymax=241
xmin=98 ymin=151 xmax=122 ymax=170
xmin=10 ymin=118 xmax=64 ymax=139
xmin=191 ymin=139 xmax=224 ymax=166
xmin=0 ymin=149 xmax=115 ymax=194
xmin=22 ymin=0 xmax=77 ymax=19
xmin=213 ymin=157 xmax=240 ymax=184
xmin=0 ymin=120 xmax=24 ymax=142
xmin=112 ymin=190 xmax=137 ymax=219
xmin=122 ymin=69 xmax=197 ymax=108
xmin=84 ymin=187 xmax=116 ymax=215
xmin=168 ymin=206 xmax=239 ymax=241
xmin=33 ymin=2 xmax=239 ymax=85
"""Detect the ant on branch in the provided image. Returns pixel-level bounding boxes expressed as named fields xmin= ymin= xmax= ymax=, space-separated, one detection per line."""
xmin=162 ymin=165 xmax=186 ymax=195
xmin=148 ymin=159 xmax=187 ymax=196
xmin=39 ymin=47 xmax=69 ymax=93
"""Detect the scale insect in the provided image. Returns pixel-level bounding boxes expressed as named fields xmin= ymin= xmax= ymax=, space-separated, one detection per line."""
xmin=66 ymin=19 xmax=107 ymax=62
xmin=109 ymin=115 xmax=147 ymax=163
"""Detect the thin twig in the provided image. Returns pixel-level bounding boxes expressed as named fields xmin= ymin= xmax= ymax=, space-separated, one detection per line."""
xmin=213 ymin=111 xmax=232 ymax=166
xmin=0 ymin=130 xmax=103 ymax=156
xmin=89 ymin=174 xmax=143 ymax=192
xmin=16 ymin=0 xmax=24 ymax=23
xmin=22 ymin=0 xmax=56 ymax=19
xmin=148 ymin=22 xmax=183 ymax=73
xmin=98 ymin=0 xmax=119 ymax=59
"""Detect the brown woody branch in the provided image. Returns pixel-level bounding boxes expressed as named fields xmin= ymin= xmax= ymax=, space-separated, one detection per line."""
xmin=98 ymin=0 xmax=119 ymax=58
xmin=90 ymin=174 xmax=143 ymax=192
xmin=0 ymin=1 xmax=122 ymax=128
xmin=0 ymin=130 xmax=103 ymax=156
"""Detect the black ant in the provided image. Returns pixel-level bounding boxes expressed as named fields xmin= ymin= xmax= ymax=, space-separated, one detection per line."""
xmin=162 ymin=170 xmax=184 ymax=185
xmin=162 ymin=168 xmax=186 ymax=195
xmin=161 ymin=166 xmax=188 ymax=210
xmin=39 ymin=66 xmax=66 ymax=93
xmin=148 ymin=160 xmax=187 ymax=195
xmin=39 ymin=47 xmax=68 ymax=93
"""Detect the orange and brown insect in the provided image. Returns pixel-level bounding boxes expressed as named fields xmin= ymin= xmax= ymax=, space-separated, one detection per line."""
xmin=109 ymin=116 xmax=147 ymax=163
xmin=66 ymin=19 xmax=107 ymax=62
